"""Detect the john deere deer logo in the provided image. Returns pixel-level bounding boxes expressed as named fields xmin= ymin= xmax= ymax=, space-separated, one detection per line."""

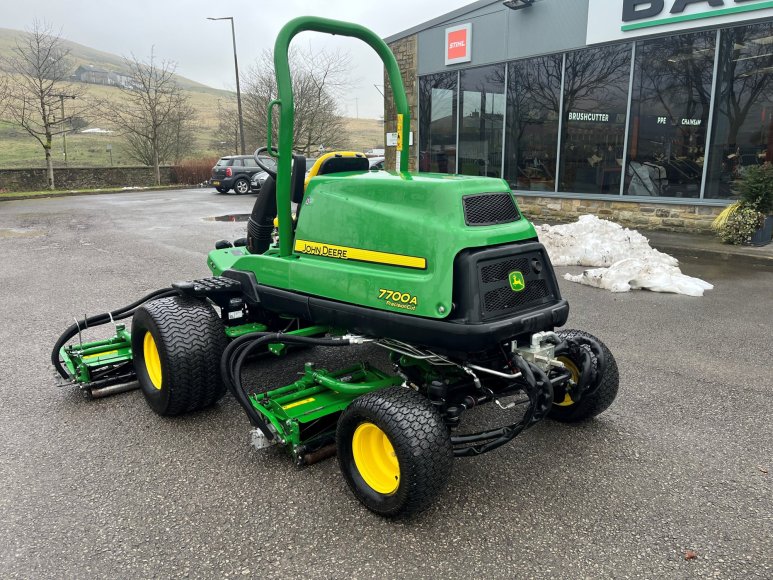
xmin=508 ymin=271 xmax=525 ymax=292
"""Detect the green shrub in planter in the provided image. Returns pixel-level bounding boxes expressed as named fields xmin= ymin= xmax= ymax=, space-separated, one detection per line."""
xmin=738 ymin=163 xmax=773 ymax=214
xmin=712 ymin=163 xmax=773 ymax=245
xmin=717 ymin=205 xmax=764 ymax=245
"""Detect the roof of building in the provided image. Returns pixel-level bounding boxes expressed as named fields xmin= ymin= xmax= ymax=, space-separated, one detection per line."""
xmin=74 ymin=65 xmax=112 ymax=74
xmin=384 ymin=0 xmax=501 ymax=43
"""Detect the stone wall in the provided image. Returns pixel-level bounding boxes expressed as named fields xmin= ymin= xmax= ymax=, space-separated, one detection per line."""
xmin=384 ymin=35 xmax=418 ymax=172
xmin=515 ymin=195 xmax=723 ymax=233
xmin=0 ymin=166 xmax=178 ymax=192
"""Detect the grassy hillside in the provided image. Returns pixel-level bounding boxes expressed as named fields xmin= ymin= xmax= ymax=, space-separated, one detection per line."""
xmin=0 ymin=103 xmax=384 ymax=169
xmin=347 ymin=118 xmax=385 ymax=153
xmin=0 ymin=80 xmax=231 ymax=168
xmin=0 ymin=27 xmax=227 ymax=95
xmin=0 ymin=87 xmax=385 ymax=168
xmin=0 ymin=28 xmax=386 ymax=169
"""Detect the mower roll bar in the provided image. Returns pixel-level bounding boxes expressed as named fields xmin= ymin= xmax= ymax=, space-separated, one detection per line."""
xmin=270 ymin=16 xmax=411 ymax=257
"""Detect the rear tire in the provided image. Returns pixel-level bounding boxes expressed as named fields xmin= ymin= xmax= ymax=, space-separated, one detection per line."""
xmin=216 ymin=186 xmax=229 ymax=194
xmin=548 ymin=329 xmax=619 ymax=422
xmin=132 ymin=296 xmax=228 ymax=416
xmin=337 ymin=387 xmax=453 ymax=517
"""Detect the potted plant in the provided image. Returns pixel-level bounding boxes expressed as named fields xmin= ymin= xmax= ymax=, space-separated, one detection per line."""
xmin=712 ymin=163 xmax=773 ymax=246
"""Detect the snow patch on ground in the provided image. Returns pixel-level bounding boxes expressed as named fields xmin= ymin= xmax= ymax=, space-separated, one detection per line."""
xmin=536 ymin=215 xmax=713 ymax=297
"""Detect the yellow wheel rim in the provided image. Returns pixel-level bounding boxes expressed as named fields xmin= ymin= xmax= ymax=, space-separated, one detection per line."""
xmin=352 ymin=422 xmax=400 ymax=495
xmin=143 ymin=331 xmax=163 ymax=390
xmin=556 ymin=356 xmax=579 ymax=406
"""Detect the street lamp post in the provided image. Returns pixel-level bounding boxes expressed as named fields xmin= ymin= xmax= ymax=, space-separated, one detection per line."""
xmin=54 ymin=93 xmax=76 ymax=165
xmin=207 ymin=16 xmax=246 ymax=155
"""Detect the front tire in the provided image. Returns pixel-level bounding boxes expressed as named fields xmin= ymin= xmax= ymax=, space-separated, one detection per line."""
xmin=548 ymin=329 xmax=619 ymax=422
xmin=337 ymin=387 xmax=453 ymax=517
xmin=233 ymin=177 xmax=250 ymax=195
xmin=132 ymin=296 xmax=228 ymax=416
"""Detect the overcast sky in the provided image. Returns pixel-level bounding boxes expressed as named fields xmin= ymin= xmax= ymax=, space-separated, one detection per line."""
xmin=4 ymin=0 xmax=474 ymax=118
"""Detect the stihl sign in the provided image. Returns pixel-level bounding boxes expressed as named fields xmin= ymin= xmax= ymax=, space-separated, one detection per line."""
xmin=445 ymin=23 xmax=472 ymax=66
xmin=587 ymin=0 xmax=773 ymax=44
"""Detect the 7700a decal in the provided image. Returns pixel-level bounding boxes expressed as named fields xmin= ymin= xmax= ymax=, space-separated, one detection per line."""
xmin=378 ymin=288 xmax=418 ymax=310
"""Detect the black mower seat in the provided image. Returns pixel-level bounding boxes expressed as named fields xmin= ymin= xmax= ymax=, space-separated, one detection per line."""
xmin=304 ymin=151 xmax=369 ymax=189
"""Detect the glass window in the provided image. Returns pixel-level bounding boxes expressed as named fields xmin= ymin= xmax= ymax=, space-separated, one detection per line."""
xmin=559 ymin=45 xmax=631 ymax=195
xmin=458 ymin=65 xmax=505 ymax=177
xmin=257 ymin=156 xmax=277 ymax=171
xmin=504 ymin=55 xmax=563 ymax=192
xmin=625 ymin=31 xmax=716 ymax=198
xmin=419 ymin=72 xmax=458 ymax=173
xmin=705 ymin=23 xmax=773 ymax=199
xmin=243 ymin=158 xmax=258 ymax=167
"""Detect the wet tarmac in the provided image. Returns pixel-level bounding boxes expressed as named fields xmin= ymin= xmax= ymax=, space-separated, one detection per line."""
xmin=0 ymin=188 xmax=770 ymax=579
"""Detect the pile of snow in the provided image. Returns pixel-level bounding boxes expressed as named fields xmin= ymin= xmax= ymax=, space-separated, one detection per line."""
xmin=80 ymin=128 xmax=113 ymax=134
xmin=536 ymin=215 xmax=713 ymax=297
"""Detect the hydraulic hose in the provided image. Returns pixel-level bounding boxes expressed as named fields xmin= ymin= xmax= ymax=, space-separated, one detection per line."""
xmin=52 ymin=287 xmax=179 ymax=379
xmin=246 ymin=175 xmax=277 ymax=255
xmin=451 ymin=358 xmax=553 ymax=457
xmin=572 ymin=335 xmax=606 ymax=396
xmin=553 ymin=335 xmax=606 ymax=402
xmin=220 ymin=332 xmax=352 ymax=438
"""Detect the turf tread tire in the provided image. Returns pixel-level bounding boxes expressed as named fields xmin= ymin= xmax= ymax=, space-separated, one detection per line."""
xmin=548 ymin=329 xmax=619 ymax=423
xmin=337 ymin=387 xmax=453 ymax=517
xmin=132 ymin=296 xmax=228 ymax=416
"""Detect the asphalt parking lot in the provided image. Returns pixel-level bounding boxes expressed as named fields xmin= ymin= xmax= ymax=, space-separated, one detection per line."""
xmin=1 ymin=188 xmax=771 ymax=579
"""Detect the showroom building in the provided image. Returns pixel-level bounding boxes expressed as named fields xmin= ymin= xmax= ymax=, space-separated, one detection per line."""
xmin=383 ymin=0 xmax=773 ymax=231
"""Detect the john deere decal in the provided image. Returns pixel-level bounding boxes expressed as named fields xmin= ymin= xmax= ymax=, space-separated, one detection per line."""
xmin=508 ymin=271 xmax=526 ymax=292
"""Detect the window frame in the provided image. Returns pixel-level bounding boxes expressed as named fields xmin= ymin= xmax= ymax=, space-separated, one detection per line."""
xmin=415 ymin=21 xmax=773 ymax=206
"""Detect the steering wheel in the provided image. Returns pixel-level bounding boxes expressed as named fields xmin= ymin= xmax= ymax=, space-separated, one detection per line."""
xmin=254 ymin=146 xmax=278 ymax=179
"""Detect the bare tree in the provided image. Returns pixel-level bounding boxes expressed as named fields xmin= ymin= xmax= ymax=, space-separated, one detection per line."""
xmin=561 ymin=46 xmax=631 ymax=117
xmin=417 ymin=71 xmax=458 ymax=172
xmin=102 ymin=50 xmax=194 ymax=184
xmin=503 ymin=55 xmax=563 ymax=185
xmin=211 ymin=98 xmax=240 ymax=154
xmin=713 ymin=25 xmax=773 ymax=147
xmin=1 ymin=20 xmax=85 ymax=189
xmin=121 ymin=103 xmax=195 ymax=166
xmin=0 ymin=76 xmax=8 ymax=118
xmin=243 ymin=46 xmax=350 ymax=156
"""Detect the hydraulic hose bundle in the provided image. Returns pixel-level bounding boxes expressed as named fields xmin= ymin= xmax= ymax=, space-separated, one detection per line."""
xmin=220 ymin=331 xmax=353 ymax=439
xmin=449 ymin=333 xmax=608 ymax=457
xmin=51 ymin=287 xmax=179 ymax=380
xmin=450 ymin=355 xmax=554 ymax=457
xmin=552 ymin=335 xmax=606 ymax=402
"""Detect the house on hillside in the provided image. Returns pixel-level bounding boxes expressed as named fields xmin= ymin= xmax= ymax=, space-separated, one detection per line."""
xmin=72 ymin=65 xmax=133 ymax=88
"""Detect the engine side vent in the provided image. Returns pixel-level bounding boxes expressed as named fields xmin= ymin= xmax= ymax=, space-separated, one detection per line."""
xmin=451 ymin=241 xmax=566 ymax=326
xmin=480 ymin=258 xmax=530 ymax=284
xmin=484 ymin=280 xmax=550 ymax=313
xmin=475 ymin=248 xmax=557 ymax=320
xmin=462 ymin=193 xmax=520 ymax=226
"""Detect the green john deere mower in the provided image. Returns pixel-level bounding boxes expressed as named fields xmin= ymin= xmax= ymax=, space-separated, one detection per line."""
xmin=52 ymin=17 xmax=619 ymax=517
